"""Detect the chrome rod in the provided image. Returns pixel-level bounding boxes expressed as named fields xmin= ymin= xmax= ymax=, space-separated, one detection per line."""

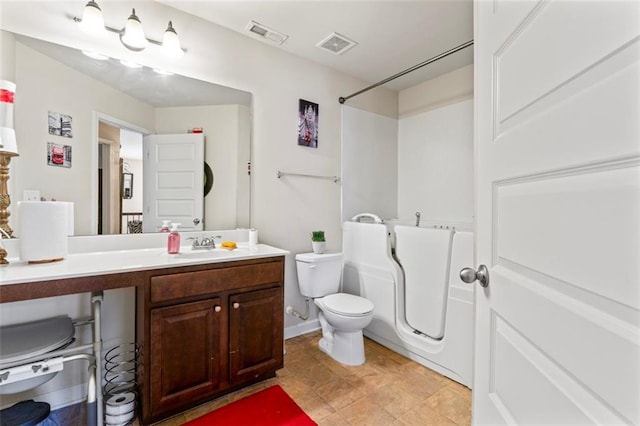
xmin=339 ymin=40 xmax=474 ymax=104
xmin=277 ymin=170 xmax=340 ymax=183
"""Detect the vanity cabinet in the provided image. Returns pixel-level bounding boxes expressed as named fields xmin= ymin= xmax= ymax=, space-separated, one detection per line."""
xmin=149 ymin=298 xmax=224 ymax=416
xmin=229 ymin=288 xmax=282 ymax=385
xmin=138 ymin=256 xmax=285 ymax=424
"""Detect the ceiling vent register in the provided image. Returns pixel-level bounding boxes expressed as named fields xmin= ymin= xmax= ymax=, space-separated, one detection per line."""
xmin=246 ymin=21 xmax=288 ymax=45
xmin=316 ymin=32 xmax=358 ymax=55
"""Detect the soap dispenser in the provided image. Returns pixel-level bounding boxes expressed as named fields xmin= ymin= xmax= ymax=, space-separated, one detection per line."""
xmin=160 ymin=220 xmax=171 ymax=233
xmin=167 ymin=223 xmax=181 ymax=254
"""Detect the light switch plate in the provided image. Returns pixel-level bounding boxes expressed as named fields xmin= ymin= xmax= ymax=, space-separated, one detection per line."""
xmin=23 ymin=190 xmax=40 ymax=201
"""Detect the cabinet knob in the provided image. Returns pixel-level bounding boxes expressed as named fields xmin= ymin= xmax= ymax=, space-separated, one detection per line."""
xmin=214 ymin=305 xmax=222 ymax=312
xmin=233 ymin=302 xmax=240 ymax=309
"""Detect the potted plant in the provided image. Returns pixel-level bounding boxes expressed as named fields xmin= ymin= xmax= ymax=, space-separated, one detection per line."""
xmin=311 ymin=230 xmax=326 ymax=254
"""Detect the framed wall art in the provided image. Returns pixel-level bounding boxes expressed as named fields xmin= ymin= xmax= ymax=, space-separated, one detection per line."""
xmin=298 ymin=99 xmax=318 ymax=148
xmin=47 ymin=142 xmax=72 ymax=168
xmin=48 ymin=111 xmax=73 ymax=138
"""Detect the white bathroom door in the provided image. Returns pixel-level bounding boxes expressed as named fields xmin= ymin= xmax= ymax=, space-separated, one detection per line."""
xmin=473 ymin=0 xmax=639 ymax=424
xmin=143 ymin=133 xmax=204 ymax=232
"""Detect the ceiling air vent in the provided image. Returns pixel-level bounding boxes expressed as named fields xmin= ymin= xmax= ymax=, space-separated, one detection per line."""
xmin=245 ymin=21 xmax=288 ymax=45
xmin=316 ymin=32 xmax=358 ymax=55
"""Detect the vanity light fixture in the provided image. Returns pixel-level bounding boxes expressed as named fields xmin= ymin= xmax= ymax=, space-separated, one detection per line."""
xmin=77 ymin=0 xmax=107 ymax=36
xmin=162 ymin=21 xmax=184 ymax=58
xmin=73 ymin=1 xmax=186 ymax=57
xmin=120 ymin=8 xmax=148 ymax=51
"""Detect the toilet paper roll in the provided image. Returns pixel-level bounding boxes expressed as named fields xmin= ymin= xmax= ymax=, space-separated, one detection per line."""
xmin=249 ymin=228 xmax=258 ymax=246
xmin=105 ymin=392 xmax=136 ymax=414
xmin=18 ymin=201 xmax=69 ymax=263
xmin=105 ymin=411 xmax=135 ymax=425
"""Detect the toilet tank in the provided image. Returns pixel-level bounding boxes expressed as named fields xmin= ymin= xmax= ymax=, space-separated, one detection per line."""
xmin=295 ymin=252 xmax=343 ymax=298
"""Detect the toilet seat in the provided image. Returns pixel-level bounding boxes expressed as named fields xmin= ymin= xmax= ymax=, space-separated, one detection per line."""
xmin=0 ymin=316 xmax=75 ymax=395
xmin=0 ymin=316 xmax=75 ymax=364
xmin=321 ymin=293 xmax=374 ymax=317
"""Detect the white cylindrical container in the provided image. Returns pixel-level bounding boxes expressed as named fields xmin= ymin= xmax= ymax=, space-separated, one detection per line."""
xmin=0 ymin=80 xmax=15 ymax=129
xmin=18 ymin=201 xmax=69 ymax=263
xmin=0 ymin=80 xmax=17 ymax=153
xmin=249 ymin=228 xmax=258 ymax=246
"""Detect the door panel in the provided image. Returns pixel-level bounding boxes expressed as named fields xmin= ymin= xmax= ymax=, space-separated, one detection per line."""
xmin=229 ymin=288 xmax=283 ymax=384
xmin=474 ymin=0 xmax=640 ymax=424
xmin=143 ymin=133 xmax=204 ymax=232
xmin=150 ymin=298 xmax=222 ymax=415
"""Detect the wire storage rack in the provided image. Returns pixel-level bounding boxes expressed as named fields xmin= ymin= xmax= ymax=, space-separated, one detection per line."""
xmin=103 ymin=343 xmax=140 ymax=426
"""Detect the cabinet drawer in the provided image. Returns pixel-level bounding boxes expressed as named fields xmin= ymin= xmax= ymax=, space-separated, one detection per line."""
xmin=151 ymin=261 xmax=283 ymax=303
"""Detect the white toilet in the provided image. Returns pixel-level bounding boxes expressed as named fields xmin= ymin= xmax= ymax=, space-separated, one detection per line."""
xmin=295 ymin=252 xmax=374 ymax=366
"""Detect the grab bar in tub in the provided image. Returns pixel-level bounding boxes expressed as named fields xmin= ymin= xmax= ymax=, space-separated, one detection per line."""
xmin=351 ymin=213 xmax=384 ymax=224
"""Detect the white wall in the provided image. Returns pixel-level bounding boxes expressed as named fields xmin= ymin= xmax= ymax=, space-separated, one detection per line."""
xmin=397 ymin=99 xmax=474 ymax=225
xmin=396 ymin=65 xmax=474 ymax=226
xmin=399 ymin=64 xmax=473 ymax=118
xmin=341 ymin=106 xmax=399 ymax=223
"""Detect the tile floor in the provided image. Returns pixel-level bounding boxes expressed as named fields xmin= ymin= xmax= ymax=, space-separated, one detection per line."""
xmin=50 ymin=331 xmax=471 ymax=425
xmin=151 ymin=331 xmax=472 ymax=426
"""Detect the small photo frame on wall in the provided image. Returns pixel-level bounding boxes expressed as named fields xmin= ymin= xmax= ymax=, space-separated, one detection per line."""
xmin=47 ymin=142 xmax=72 ymax=168
xmin=48 ymin=111 xmax=73 ymax=138
xmin=298 ymin=99 xmax=319 ymax=148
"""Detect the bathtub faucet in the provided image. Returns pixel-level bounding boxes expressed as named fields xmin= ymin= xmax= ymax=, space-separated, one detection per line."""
xmin=415 ymin=211 xmax=421 ymax=227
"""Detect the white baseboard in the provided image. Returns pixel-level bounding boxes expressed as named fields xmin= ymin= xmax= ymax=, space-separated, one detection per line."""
xmin=284 ymin=320 xmax=320 ymax=340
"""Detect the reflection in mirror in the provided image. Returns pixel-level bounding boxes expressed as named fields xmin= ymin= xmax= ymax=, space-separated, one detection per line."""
xmin=122 ymin=172 xmax=133 ymax=200
xmin=4 ymin=30 xmax=252 ymax=236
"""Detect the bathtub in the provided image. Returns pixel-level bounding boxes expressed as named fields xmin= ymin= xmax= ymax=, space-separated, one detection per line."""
xmin=342 ymin=219 xmax=474 ymax=387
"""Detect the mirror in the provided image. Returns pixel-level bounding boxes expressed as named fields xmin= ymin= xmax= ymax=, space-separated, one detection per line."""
xmin=4 ymin=31 xmax=252 ymax=236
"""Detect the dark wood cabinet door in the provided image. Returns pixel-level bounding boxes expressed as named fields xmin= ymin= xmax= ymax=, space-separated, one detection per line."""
xmin=229 ymin=287 xmax=283 ymax=384
xmin=150 ymin=298 xmax=223 ymax=416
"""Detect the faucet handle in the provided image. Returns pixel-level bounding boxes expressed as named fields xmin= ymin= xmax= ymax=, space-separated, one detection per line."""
xmin=186 ymin=237 xmax=200 ymax=247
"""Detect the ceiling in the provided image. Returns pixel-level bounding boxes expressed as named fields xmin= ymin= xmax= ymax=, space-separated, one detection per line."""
xmin=160 ymin=0 xmax=474 ymax=92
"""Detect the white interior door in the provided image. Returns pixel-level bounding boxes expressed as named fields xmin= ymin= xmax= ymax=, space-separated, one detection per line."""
xmin=143 ymin=133 xmax=204 ymax=232
xmin=473 ymin=0 xmax=639 ymax=424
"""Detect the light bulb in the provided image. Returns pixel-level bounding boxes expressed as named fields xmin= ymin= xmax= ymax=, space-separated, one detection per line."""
xmin=121 ymin=8 xmax=148 ymax=51
xmin=78 ymin=0 xmax=106 ymax=36
xmin=162 ymin=21 xmax=184 ymax=58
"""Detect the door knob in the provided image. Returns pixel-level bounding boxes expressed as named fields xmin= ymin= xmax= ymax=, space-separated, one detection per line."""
xmin=214 ymin=305 xmax=221 ymax=312
xmin=460 ymin=265 xmax=490 ymax=288
xmin=233 ymin=302 xmax=240 ymax=309
xmin=193 ymin=218 xmax=200 ymax=225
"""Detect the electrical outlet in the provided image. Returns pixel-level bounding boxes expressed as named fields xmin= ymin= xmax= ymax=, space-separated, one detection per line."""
xmin=23 ymin=190 xmax=40 ymax=201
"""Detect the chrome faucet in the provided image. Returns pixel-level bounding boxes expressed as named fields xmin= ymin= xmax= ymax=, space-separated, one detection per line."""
xmin=187 ymin=235 xmax=222 ymax=249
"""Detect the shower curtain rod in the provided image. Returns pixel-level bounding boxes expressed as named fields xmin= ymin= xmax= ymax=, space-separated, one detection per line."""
xmin=338 ymin=39 xmax=474 ymax=104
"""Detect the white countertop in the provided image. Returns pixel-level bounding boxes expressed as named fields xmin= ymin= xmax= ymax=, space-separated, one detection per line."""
xmin=0 ymin=243 xmax=289 ymax=286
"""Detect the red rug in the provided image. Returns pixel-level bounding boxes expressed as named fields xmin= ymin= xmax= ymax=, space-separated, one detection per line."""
xmin=183 ymin=385 xmax=317 ymax=426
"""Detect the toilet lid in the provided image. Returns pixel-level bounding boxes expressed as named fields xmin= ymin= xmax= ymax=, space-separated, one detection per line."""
xmin=0 ymin=316 xmax=75 ymax=364
xmin=321 ymin=293 xmax=374 ymax=317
